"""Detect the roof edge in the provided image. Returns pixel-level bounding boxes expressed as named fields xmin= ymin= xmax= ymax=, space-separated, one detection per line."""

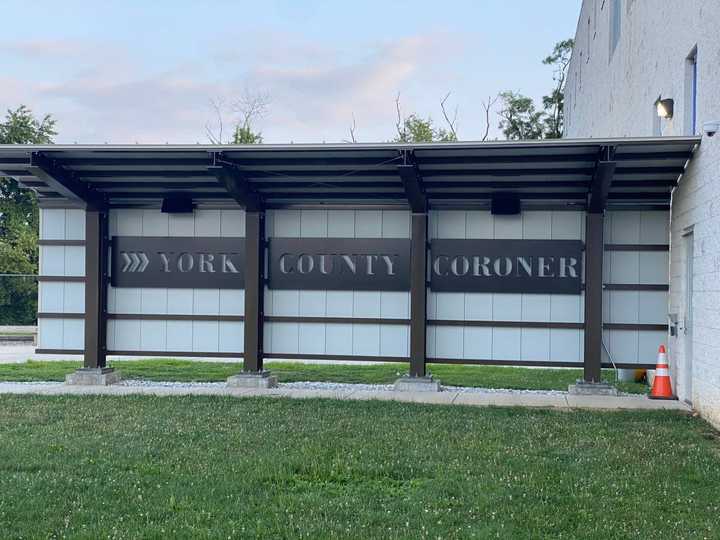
xmin=0 ymin=136 xmax=702 ymax=153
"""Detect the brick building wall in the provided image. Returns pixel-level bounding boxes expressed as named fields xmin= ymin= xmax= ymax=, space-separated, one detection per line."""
xmin=566 ymin=0 xmax=720 ymax=426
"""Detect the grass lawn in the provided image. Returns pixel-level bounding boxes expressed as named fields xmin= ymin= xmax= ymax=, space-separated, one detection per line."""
xmin=0 ymin=395 xmax=717 ymax=538
xmin=0 ymin=359 xmax=648 ymax=393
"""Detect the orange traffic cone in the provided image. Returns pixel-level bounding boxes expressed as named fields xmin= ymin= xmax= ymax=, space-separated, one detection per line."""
xmin=649 ymin=345 xmax=676 ymax=400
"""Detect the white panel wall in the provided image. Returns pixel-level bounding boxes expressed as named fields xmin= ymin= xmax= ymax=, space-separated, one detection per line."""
xmin=603 ymin=210 xmax=670 ymax=365
xmin=105 ymin=209 xmax=245 ymax=353
xmin=428 ymin=210 xmax=585 ymax=363
xmin=37 ymin=208 xmax=86 ymax=349
xmin=264 ymin=209 xmax=411 ymax=357
xmin=39 ymin=206 xmax=669 ymax=366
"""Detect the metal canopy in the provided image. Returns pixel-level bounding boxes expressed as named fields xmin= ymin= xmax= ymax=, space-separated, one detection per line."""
xmin=0 ymin=136 xmax=700 ymax=210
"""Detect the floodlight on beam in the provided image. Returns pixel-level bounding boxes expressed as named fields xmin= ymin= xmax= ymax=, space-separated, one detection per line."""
xmin=655 ymin=96 xmax=674 ymax=119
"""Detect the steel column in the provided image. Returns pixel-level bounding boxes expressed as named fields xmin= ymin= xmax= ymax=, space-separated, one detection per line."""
xmin=84 ymin=209 xmax=109 ymax=368
xmin=409 ymin=212 xmax=428 ymax=377
xmin=243 ymin=210 xmax=265 ymax=372
xmin=583 ymin=212 xmax=604 ymax=383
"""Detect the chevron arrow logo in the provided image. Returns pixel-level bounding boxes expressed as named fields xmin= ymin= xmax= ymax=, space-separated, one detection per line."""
xmin=120 ymin=251 xmax=149 ymax=272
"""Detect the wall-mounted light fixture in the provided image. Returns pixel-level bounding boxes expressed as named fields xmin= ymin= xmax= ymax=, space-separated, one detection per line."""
xmin=655 ymin=96 xmax=674 ymax=119
xmin=161 ymin=195 xmax=194 ymax=213
xmin=491 ymin=192 xmax=521 ymax=215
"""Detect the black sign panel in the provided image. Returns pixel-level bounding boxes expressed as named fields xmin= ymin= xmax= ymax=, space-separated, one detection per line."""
xmin=268 ymin=238 xmax=411 ymax=291
xmin=430 ymin=239 xmax=583 ymax=294
xmin=111 ymin=237 xmax=245 ymax=288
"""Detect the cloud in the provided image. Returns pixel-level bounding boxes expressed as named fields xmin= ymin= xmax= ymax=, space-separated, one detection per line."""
xmin=1 ymin=39 xmax=88 ymax=59
xmin=0 ymin=31 xmax=466 ymax=143
xmin=241 ymin=32 xmax=465 ymax=141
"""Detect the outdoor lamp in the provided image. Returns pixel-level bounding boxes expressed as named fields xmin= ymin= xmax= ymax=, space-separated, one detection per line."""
xmin=161 ymin=195 xmax=194 ymax=213
xmin=655 ymin=96 xmax=674 ymax=119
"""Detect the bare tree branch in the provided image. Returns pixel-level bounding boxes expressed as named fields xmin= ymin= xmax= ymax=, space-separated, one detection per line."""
xmin=440 ymin=91 xmax=458 ymax=140
xmin=205 ymin=97 xmax=225 ymax=144
xmin=231 ymin=88 xmax=271 ymax=133
xmin=481 ymin=94 xmax=499 ymax=141
xmin=206 ymin=90 xmax=270 ymax=144
xmin=395 ymin=92 xmax=406 ymax=141
xmin=344 ymin=113 xmax=358 ymax=143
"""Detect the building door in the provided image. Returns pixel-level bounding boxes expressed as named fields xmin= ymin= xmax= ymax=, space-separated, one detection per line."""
xmin=684 ymin=231 xmax=694 ymax=404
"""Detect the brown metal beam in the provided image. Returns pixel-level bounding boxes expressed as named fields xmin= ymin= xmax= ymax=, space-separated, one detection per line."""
xmin=582 ymin=150 xmax=617 ymax=383
xmin=583 ymin=212 xmax=604 ymax=383
xmin=84 ymin=209 xmax=109 ymax=368
xmin=243 ymin=210 xmax=265 ymax=372
xmin=208 ymin=156 xmax=263 ymax=211
xmin=409 ymin=212 xmax=428 ymax=377
xmin=587 ymin=150 xmax=617 ymax=213
xmin=398 ymin=151 xmax=427 ymax=213
xmin=28 ymin=153 xmax=105 ymax=209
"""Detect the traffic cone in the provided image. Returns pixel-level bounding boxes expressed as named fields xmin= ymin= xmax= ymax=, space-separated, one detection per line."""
xmin=648 ymin=345 xmax=676 ymax=400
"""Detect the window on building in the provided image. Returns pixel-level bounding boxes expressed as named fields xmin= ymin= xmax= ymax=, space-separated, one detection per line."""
xmin=610 ymin=0 xmax=622 ymax=58
xmin=684 ymin=47 xmax=698 ymax=135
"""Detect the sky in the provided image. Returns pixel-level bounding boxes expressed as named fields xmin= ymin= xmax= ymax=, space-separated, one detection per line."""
xmin=0 ymin=1 xmax=581 ymax=144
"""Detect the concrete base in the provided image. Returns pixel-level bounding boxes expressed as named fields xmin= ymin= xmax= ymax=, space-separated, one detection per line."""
xmin=394 ymin=375 xmax=442 ymax=392
xmin=65 ymin=367 xmax=121 ymax=386
xmin=227 ymin=371 xmax=278 ymax=389
xmin=568 ymin=380 xmax=619 ymax=396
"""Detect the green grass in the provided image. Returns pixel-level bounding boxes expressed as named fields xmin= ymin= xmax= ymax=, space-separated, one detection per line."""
xmin=0 ymin=359 xmax=648 ymax=393
xmin=0 ymin=395 xmax=717 ymax=538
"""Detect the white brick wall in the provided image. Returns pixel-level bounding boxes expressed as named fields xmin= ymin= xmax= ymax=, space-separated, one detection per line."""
xmin=566 ymin=0 xmax=720 ymax=427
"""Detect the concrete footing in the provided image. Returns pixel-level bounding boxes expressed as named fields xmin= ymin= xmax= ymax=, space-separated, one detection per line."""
xmin=65 ymin=367 xmax=121 ymax=386
xmin=394 ymin=375 xmax=442 ymax=392
xmin=227 ymin=371 xmax=278 ymax=389
xmin=568 ymin=380 xmax=619 ymax=396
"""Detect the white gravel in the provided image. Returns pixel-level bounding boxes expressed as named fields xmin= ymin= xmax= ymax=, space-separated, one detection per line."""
xmin=119 ymin=380 xmax=226 ymax=388
xmin=110 ymin=379 xmax=567 ymax=395
xmin=0 ymin=379 xmax=601 ymax=396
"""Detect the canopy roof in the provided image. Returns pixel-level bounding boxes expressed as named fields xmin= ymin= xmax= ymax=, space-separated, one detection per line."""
xmin=0 ymin=136 xmax=700 ymax=210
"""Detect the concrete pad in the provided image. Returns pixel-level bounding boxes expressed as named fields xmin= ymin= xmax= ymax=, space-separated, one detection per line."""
xmin=65 ymin=368 xmax=121 ymax=386
xmin=568 ymin=381 xmax=619 ymax=396
xmin=393 ymin=376 xmax=442 ymax=392
xmin=227 ymin=371 xmax=278 ymax=389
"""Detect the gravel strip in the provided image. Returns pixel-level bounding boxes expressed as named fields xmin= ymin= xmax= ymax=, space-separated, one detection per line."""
xmin=281 ymin=381 xmax=396 ymax=392
xmin=119 ymin=380 xmax=226 ymax=388
xmin=0 ymin=379 xmax=613 ymax=397
xmin=2 ymin=381 xmax=63 ymax=387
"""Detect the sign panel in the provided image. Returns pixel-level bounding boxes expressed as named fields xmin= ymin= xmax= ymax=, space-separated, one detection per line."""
xmin=430 ymin=239 xmax=583 ymax=294
xmin=110 ymin=236 xmax=581 ymax=293
xmin=111 ymin=237 xmax=245 ymax=288
xmin=268 ymin=238 xmax=410 ymax=291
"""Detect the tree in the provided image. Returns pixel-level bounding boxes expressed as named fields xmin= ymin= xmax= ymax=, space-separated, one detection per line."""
xmin=498 ymin=38 xmax=574 ymax=140
xmin=393 ymin=94 xmax=456 ymax=143
xmin=498 ymin=91 xmax=545 ymax=140
xmin=0 ymin=105 xmax=57 ymax=324
xmin=206 ymin=90 xmax=269 ymax=144
xmin=542 ymin=39 xmax=574 ymax=139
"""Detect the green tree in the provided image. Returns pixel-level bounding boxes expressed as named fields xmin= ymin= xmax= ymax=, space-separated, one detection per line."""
xmin=231 ymin=124 xmax=263 ymax=144
xmin=395 ymin=114 xmax=456 ymax=143
xmin=542 ymin=38 xmax=574 ymax=139
xmin=498 ymin=38 xmax=574 ymax=140
xmin=207 ymin=91 xmax=268 ymax=144
xmin=497 ymin=91 xmax=545 ymax=140
xmin=0 ymin=105 xmax=56 ymax=324
xmin=393 ymin=94 xmax=457 ymax=143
